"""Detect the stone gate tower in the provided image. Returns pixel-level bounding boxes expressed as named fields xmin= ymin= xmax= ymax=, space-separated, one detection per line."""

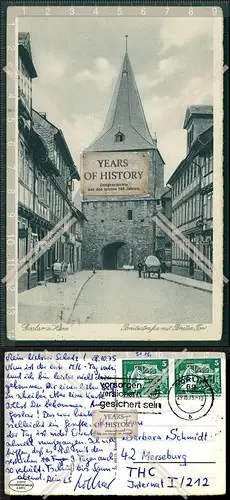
xmin=82 ymin=42 xmax=165 ymax=270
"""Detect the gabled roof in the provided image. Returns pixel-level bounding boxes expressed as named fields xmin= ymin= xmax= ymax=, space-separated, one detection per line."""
xmin=86 ymin=53 xmax=156 ymax=152
xmin=183 ymin=105 xmax=213 ymax=129
xmin=18 ymin=32 xmax=37 ymax=78
xmin=32 ymin=109 xmax=80 ymax=180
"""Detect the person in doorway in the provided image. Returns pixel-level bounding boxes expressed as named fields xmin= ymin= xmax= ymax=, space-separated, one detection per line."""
xmin=137 ymin=260 xmax=143 ymax=278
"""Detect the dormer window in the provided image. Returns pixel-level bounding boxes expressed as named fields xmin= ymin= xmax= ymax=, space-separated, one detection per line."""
xmin=115 ymin=132 xmax=125 ymax=143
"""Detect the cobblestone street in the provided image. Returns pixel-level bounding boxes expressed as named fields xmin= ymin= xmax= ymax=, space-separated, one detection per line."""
xmin=19 ymin=270 xmax=212 ymax=325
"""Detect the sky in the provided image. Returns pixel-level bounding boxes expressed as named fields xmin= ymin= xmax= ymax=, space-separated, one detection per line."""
xmin=19 ymin=14 xmax=215 ymax=187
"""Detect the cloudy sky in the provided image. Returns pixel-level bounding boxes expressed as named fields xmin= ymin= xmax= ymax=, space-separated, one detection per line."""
xmin=19 ymin=14 xmax=215 ymax=184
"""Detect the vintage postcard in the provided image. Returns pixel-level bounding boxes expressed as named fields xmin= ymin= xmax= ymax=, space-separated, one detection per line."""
xmin=4 ymin=350 xmax=226 ymax=495
xmin=4 ymin=5 xmax=226 ymax=341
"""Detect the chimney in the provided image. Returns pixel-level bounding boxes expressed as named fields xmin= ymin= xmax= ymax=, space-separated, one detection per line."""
xmin=153 ymin=131 xmax=157 ymax=148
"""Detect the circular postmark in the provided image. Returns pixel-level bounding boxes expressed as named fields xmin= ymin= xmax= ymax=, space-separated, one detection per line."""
xmin=168 ymin=375 xmax=214 ymax=421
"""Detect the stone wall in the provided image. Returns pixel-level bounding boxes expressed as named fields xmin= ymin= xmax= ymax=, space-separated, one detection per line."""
xmin=82 ymin=198 xmax=157 ymax=269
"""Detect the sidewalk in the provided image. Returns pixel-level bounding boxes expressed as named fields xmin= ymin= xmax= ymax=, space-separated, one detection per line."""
xmin=161 ymin=272 xmax=212 ymax=293
xmin=18 ymin=270 xmax=94 ymax=324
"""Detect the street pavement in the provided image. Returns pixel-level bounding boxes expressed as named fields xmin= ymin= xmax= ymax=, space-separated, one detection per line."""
xmin=18 ymin=270 xmax=212 ymax=325
xmin=18 ymin=271 xmax=93 ymax=324
xmin=69 ymin=270 xmax=212 ymax=324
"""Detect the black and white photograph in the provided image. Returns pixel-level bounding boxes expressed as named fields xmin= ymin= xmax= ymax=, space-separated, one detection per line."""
xmin=5 ymin=6 xmax=224 ymax=340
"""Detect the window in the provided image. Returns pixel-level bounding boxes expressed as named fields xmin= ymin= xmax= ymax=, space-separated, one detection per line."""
xmin=179 ymin=205 xmax=182 ymax=225
xmin=188 ymin=198 xmax=192 ymax=221
xmin=28 ymin=167 xmax=33 ymax=190
xmin=19 ymin=141 xmax=24 ymax=180
xmin=182 ymin=171 xmax=186 ymax=189
xmin=188 ymin=125 xmax=194 ymax=149
xmin=188 ymin=165 xmax=192 ymax=184
xmin=192 ymin=195 xmax=196 ymax=219
xmin=206 ymin=192 xmax=213 ymax=219
xmin=196 ymin=193 xmax=200 ymax=217
xmin=128 ymin=210 xmax=133 ymax=221
xmin=115 ymin=132 xmax=125 ymax=143
xmin=185 ymin=201 xmax=189 ymax=222
xmin=201 ymin=153 xmax=213 ymax=189
xmin=182 ymin=203 xmax=185 ymax=224
xmin=56 ymin=194 xmax=61 ymax=217
xmin=37 ymin=172 xmax=47 ymax=201
xmin=24 ymin=148 xmax=30 ymax=185
xmin=209 ymin=155 xmax=213 ymax=172
xmin=60 ymin=198 xmax=64 ymax=218
xmin=203 ymin=194 xmax=207 ymax=220
xmin=54 ymin=145 xmax=58 ymax=167
xmin=19 ymin=140 xmax=33 ymax=188
xmin=18 ymin=237 xmax=27 ymax=262
xmin=186 ymin=168 xmax=189 ymax=186
xmin=18 ymin=59 xmax=32 ymax=110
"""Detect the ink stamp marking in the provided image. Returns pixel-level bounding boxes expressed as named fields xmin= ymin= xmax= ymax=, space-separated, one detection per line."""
xmin=92 ymin=410 xmax=138 ymax=438
xmin=175 ymin=358 xmax=221 ymax=396
xmin=122 ymin=359 xmax=169 ymax=398
xmin=167 ymin=358 xmax=221 ymax=421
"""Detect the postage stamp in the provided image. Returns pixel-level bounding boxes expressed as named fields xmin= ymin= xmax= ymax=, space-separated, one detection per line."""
xmin=175 ymin=358 xmax=221 ymax=396
xmin=122 ymin=359 xmax=169 ymax=397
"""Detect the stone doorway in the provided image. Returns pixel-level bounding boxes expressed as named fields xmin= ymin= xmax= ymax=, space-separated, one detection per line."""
xmin=102 ymin=242 xmax=126 ymax=270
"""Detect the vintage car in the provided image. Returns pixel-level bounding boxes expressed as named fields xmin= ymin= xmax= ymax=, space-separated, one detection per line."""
xmin=143 ymin=255 xmax=161 ymax=279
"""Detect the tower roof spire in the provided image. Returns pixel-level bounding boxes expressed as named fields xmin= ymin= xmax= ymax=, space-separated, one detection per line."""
xmin=86 ymin=49 xmax=156 ymax=152
xmin=125 ymin=34 xmax=128 ymax=54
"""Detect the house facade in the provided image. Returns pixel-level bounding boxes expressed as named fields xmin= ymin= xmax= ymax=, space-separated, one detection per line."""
xmin=18 ymin=33 xmax=85 ymax=292
xmin=168 ymin=105 xmax=213 ymax=282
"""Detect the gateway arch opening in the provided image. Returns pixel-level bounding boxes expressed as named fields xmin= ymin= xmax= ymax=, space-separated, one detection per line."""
xmin=102 ymin=242 xmax=126 ymax=270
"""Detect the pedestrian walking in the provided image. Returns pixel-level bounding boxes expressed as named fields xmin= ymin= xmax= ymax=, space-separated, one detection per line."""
xmin=61 ymin=261 xmax=68 ymax=282
xmin=137 ymin=259 xmax=143 ymax=278
xmin=52 ymin=259 xmax=62 ymax=282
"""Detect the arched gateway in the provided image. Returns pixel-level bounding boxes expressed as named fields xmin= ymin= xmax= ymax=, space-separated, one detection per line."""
xmin=101 ymin=242 xmax=126 ymax=270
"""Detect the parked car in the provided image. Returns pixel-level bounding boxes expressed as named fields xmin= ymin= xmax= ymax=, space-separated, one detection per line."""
xmin=143 ymin=255 xmax=161 ymax=279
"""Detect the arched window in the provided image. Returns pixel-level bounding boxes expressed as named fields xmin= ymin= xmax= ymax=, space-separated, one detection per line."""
xmin=127 ymin=209 xmax=133 ymax=220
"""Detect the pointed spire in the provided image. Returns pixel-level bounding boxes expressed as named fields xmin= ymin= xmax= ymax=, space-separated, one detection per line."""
xmin=125 ymin=35 xmax=128 ymax=54
xmin=86 ymin=49 xmax=156 ymax=152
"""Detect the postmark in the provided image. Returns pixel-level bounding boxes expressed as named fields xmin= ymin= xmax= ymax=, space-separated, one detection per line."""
xmin=175 ymin=358 xmax=221 ymax=396
xmin=122 ymin=359 xmax=169 ymax=398
xmin=168 ymin=374 xmax=215 ymax=421
xmin=92 ymin=410 xmax=138 ymax=438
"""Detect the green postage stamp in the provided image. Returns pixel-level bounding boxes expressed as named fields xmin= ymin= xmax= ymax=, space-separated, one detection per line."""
xmin=175 ymin=358 xmax=222 ymax=396
xmin=122 ymin=359 xmax=169 ymax=398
